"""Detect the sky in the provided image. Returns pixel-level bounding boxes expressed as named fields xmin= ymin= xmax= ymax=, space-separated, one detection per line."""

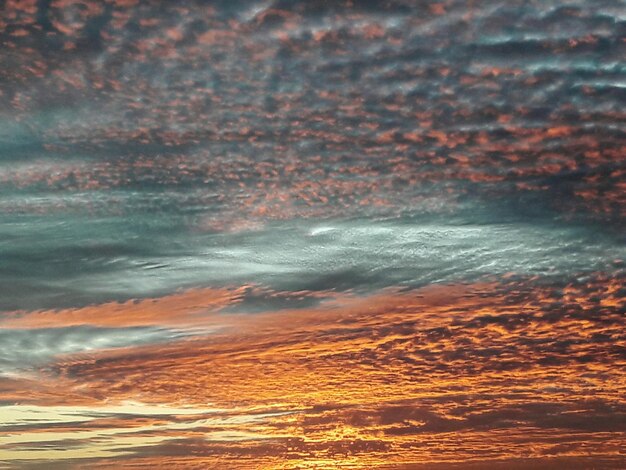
xmin=0 ymin=0 xmax=625 ymax=468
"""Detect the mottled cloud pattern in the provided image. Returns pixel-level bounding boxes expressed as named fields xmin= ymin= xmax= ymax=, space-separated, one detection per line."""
xmin=0 ymin=0 xmax=624 ymax=468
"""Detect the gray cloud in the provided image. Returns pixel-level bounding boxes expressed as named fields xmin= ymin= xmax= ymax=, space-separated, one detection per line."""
xmin=0 ymin=326 xmax=191 ymax=374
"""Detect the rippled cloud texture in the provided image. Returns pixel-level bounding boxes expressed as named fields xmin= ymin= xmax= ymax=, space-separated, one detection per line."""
xmin=0 ymin=0 xmax=625 ymax=468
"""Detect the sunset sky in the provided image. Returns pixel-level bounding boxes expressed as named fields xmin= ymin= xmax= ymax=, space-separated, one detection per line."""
xmin=0 ymin=0 xmax=625 ymax=468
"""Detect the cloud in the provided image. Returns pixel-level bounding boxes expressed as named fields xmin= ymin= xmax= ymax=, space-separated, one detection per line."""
xmin=1 ymin=275 xmax=622 ymax=466
xmin=0 ymin=326 xmax=194 ymax=374
xmin=0 ymin=0 xmax=624 ymax=467
xmin=1 ymin=217 xmax=623 ymax=311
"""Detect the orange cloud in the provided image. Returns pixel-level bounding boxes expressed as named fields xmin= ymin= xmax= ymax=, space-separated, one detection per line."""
xmin=2 ymin=277 xmax=623 ymax=468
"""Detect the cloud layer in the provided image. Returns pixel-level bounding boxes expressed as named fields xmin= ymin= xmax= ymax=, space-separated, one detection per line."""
xmin=0 ymin=0 xmax=624 ymax=468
